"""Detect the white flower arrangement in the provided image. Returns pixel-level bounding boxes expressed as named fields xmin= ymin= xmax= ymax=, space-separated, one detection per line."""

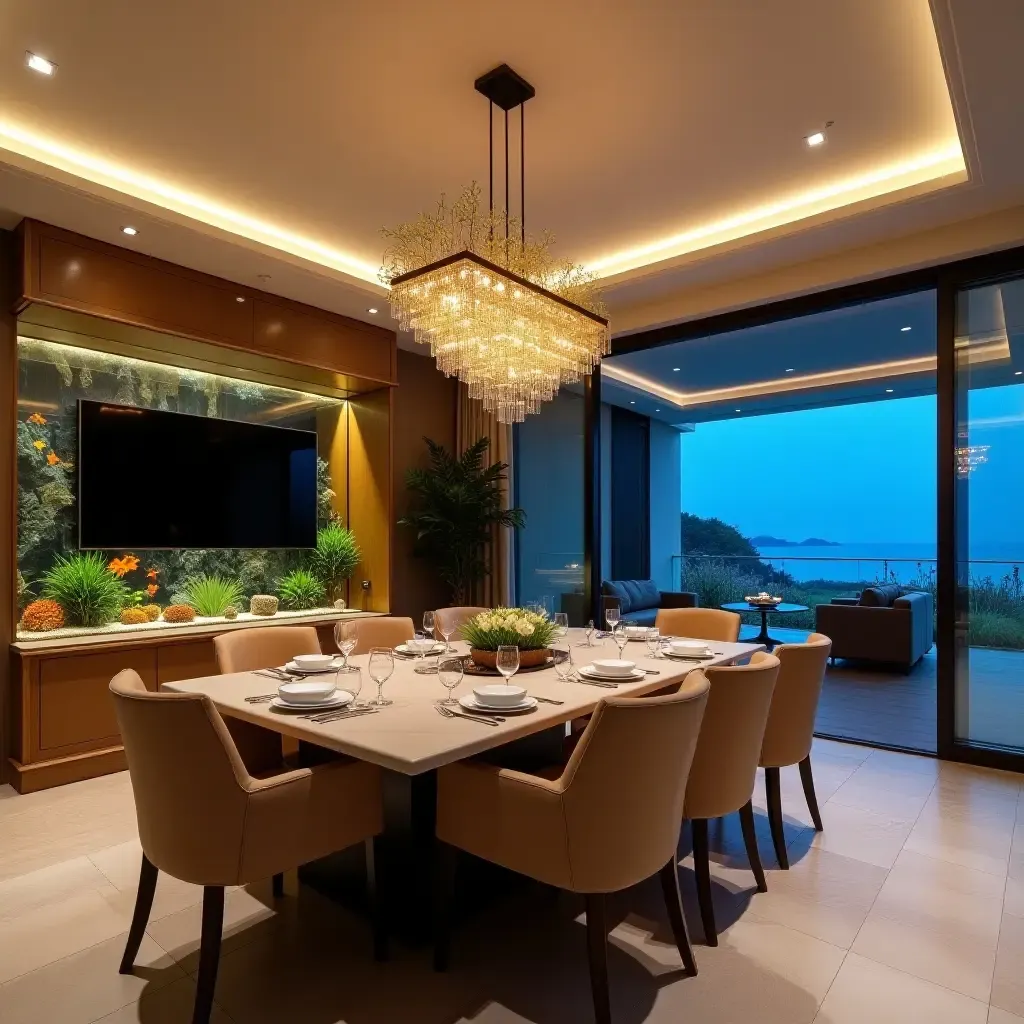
xmin=460 ymin=606 xmax=558 ymax=651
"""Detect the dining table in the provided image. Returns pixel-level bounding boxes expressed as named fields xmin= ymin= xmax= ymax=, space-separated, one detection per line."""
xmin=164 ymin=628 xmax=765 ymax=940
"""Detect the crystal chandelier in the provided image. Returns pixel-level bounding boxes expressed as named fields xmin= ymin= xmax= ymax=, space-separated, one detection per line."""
xmin=380 ymin=65 xmax=609 ymax=423
xmin=956 ymin=442 xmax=990 ymax=477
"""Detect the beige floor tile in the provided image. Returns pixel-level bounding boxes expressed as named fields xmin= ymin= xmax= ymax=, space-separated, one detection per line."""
xmin=992 ymin=912 xmax=1024 ymax=1017
xmin=811 ymin=738 xmax=872 ymax=768
xmin=852 ymin=910 xmax=997 ymax=1001
xmin=815 ymin=952 xmax=989 ymax=1024
xmin=905 ymin=814 xmax=1013 ymax=877
xmin=93 ymin=976 xmax=235 ymax=1024
xmin=809 ymin=801 xmax=913 ymax=870
xmin=0 ymin=855 xmax=117 ymax=922
xmin=0 ymin=932 xmax=181 ymax=1024
xmin=144 ymin=888 xmax=281 ymax=972
xmin=0 ymin=887 xmax=135 ymax=985
xmin=862 ymin=748 xmax=942 ymax=778
xmin=990 ymin=1007 xmax=1024 ymax=1024
xmin=1003 ymin=875 xmax=1024 ymax=919
xmin=90 ymin=840 xmax=205 ymax=922
xmin=828 ymin=773 xmax=934 ymax=822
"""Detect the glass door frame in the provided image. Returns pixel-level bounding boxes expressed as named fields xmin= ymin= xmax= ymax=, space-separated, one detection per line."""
xmin=584 ymin=241 xmax=1024 ymax=770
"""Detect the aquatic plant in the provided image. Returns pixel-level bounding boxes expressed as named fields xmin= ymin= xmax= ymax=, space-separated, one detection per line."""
xmin=183 ymin=574 xmax=244 ymax=617
xmin=42 ymin=553 xmax=127 ymax=627
xmin=163 ymin=604 xmax=197 ymax=624
xmin=250 ymin=594 xmax=279 ymax=617
xmin=20 ymin=598 xmax=65 ymax=632
xmin=277 ymin=570 xmax=325 ymax=610
xmin=120 ymin=607 xmax=150 ymax=625
xmin=309 ymin=522 xmax=361 ymax=601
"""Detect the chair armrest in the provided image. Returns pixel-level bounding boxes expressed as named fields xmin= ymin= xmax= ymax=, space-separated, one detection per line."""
xmin=436 ymin=760 xmax=569 ymax=887
xmin=659 ymin=591 xmax=698 ymax=609
xmin=830 ymin=597 xmax=860 ymax=606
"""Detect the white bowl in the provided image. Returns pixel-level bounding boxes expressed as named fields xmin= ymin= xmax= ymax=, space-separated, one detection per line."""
xmin=591 ymin=659 xmax=636 ymax=678
xmin=623 ymin=625 xmax=648 ymax=639
xmin=473 ymin=683 xmax=528 ymax=708
xmin=278 ymin=679 xmax=337 ymax=705
xmin=669 ymin=641 xmax=710 ymax=657
xmin=293 ymin=654 xmax=333 ymax=670
xmin=406 ymin=638 xmax=437 ymax=653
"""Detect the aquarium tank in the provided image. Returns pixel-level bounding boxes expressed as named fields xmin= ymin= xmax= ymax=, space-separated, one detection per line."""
xmin=16 ymin=336 xmax=360 ymax=639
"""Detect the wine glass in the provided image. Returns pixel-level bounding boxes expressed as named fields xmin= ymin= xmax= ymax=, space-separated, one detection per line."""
xmin=645 ymin=628 xmax=662 ymax=659
xmin=438 ymin=618 xmax=456 ymax=653
xmin=495 ymin=645 xmax=520 ymax=689
xmin=334 ymin=620 xmax=358 ymax=674
xmin=437 ymin=657 xmax=464 ymax=705
xmin=552 ymin=646 xmax=575 ymax=682
xmin=367 ymin=647 xmax=394 ymax=706
xmin=605 ymin=605 xmax=620 ymax=634
xmin=338 ymin=665 xmax=363 ymax=706
xmin=553 ymin=612 xmax=569 ymax=639
xmin=584 ymin=619 xmax=595 ymax=647
xmin=612 ymin=625 xmax=629 ymax=659
xmin=423 ymin=610 xmax=436 ymax=642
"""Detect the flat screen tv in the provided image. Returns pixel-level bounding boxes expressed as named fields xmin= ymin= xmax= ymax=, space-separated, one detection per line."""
xmin=78 ymin=400 xmax=317 ymax=549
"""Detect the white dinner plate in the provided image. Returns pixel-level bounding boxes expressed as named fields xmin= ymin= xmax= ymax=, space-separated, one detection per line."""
xmin=459 ymin=694 xmax=538 ymax=714
xmin=578 ymin=665 xmax=646 ymax=682
xmin=270 ymin=691 xmax=353 ymax=712
xmin=661 ymin=649 xmax=713 ymax=661
xmin=284 ymin=659 xmax=342 ymax=675
xmin=395 ymin=642 xmax=446 ymax=655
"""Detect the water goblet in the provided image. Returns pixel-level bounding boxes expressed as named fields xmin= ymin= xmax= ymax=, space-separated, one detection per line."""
xmin=584 ymin=619 xmax=595 ymax=647
xmin=422 ymin=610 xmax=436 ymax=642
xmin=437 ymin=657 xmax=464 ymax=705
xmin=553 ymin=611 xmax=569 ymax=639
xmin=338 ymin=665 xmax=363 ymax=706
xmin=439 ymin=620 xmax=456 ymax=653
xmin=645 ymin=628 xmax=662 ymax=659
xmin=334 ymin=619 xmax=359 ymax=674
xmin=368 ymin=647 xmax=394 ymax=706
xmin=605 ymin=605 xmax=620 ymax=634
xmin=495 ymin=645 xmax=520 ymax=689
xmin=613 ymin=626 xmax=629 ymax=659
xmin=552 ymin=646 xmax=575 ymax=682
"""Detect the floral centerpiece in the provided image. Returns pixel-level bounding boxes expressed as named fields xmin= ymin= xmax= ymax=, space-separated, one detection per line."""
xmin=461 ymin=607 xmax=559 ymax=668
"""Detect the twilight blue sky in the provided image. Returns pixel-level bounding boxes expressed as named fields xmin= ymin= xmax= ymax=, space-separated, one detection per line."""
xmin=680 ymin=387 xmax=1024 ymax=549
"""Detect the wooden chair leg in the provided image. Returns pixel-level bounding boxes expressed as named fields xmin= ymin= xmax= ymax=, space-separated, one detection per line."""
xmin=433 ymin=841 xmax=457 ymax=972
xmin=271 ymin=872 xmax=285 ymax=899
xmin=764 ymin=767 xmax=789 ymax=869
xmin=119 ymin=854 xmax=158 ymax=974
xmin=658 ymin=859 xmax=697 ymax=975
xmin=799 ymin=756 xmax=824 ymax=831
xmin=690 ymin=818 xmax=718 ymax=947
xmin=192 ymin=886 xmax=224 ymax=1024
xmin=365 ymin=836 xmax=388 ymax=961
xmin=584 ymin=893 xmax=612 ymax=1024
xmin=738 ymin=801 xmax=768 ymax=892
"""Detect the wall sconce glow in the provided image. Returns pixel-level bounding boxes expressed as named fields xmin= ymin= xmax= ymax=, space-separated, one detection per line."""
xmin=25 ymin=52 xmax=56 ymax=76
xmin=585 ymin=143 xmax=966 ymax=279
xmin=0 ymin=119 xmax=382 ymax=287
xmin=235 ymin=296 xmax=245 ymax=303
xmin=367 ymin=308 xmax=378 ymax=314
xmin=121 ymin=226 xmax=138 ymax=236
xmin=806 ymin=131 xmax=826 ymax=147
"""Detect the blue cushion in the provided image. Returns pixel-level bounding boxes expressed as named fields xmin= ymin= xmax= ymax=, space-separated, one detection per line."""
xmin=602 ymin=579 xmax=660 ymax=614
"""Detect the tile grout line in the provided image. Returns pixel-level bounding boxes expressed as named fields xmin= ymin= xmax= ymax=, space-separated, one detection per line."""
xmin=986 ymin=785 xmax=1024 ymax=1018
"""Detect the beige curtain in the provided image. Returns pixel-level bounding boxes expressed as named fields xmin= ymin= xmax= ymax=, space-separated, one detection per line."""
xmin=456 ymin=385 xmax=514 ymax=608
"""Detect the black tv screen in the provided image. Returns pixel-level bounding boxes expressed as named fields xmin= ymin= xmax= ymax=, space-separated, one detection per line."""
xmin=78 ymin=400 xmax=317 ymax=549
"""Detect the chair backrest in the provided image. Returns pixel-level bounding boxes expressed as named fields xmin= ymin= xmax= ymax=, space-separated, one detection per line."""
xmin=434 ymin=607 xmax=488 ymax=640
xmin=684 ymin=652 xmax=780 ymax=820
xmin=349 ymin=616 xmax=415 ymax=654
xmin=760 ymin=633 xmax=831 ymax=768
xmin=655 ymin=607 xmax=741 ymax=643
xmin=558 ymin=675 xmax=710 ymax=893
xmin=109 ymin=669 xmax=251 ymax=885
xmin=213 ymin=626 xmax=321 ymax=674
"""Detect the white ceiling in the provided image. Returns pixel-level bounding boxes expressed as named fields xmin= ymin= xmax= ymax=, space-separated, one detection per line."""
xmin=0 ymin=0 xmax=1020 ymax=340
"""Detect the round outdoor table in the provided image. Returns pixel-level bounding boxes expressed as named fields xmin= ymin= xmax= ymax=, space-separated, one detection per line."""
xmin=721 ymin=601 xmax=809 ymax=651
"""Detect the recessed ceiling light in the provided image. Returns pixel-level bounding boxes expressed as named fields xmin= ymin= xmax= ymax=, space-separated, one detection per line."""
xmin=235 ymin=296 xmax=245 ymax=303
xmin=26 ymin=52 xmax=56 ymax=76
xmin=901 ymin=326 xmax=912 ymax=332
xmin=367 ymin=307 xmax=378 ymax=314
xmin=121 ymin=225 xmax=138 ymax=236
xmin=806 ymin=131 xmax=826 ymax=148
xmin=885 ymin=388 xmax=894 ymax=393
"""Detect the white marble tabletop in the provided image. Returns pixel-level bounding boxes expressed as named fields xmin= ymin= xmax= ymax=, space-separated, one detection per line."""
xmin=163 ymin=629 xmax=765 ymax=775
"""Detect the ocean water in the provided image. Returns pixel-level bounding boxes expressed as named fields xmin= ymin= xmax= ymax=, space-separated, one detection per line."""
xmin=743 ymin=542 xmax=1024 ymax=584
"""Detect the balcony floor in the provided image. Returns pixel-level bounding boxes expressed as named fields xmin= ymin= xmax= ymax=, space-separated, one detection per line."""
xmin=741 ymin=626 xmax=1024 ymax=755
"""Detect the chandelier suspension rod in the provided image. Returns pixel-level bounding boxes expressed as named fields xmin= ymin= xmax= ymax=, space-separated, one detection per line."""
xmin=521 ymin=104 xmax=525 ymax=248
xmin=504 ymin=108 xmax=510 ymax=259
xmin=488 ymin=101 xmax=493 ymax=242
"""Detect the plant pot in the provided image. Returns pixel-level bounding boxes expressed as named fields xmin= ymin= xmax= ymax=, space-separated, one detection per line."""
xmin=470 ymin=647 xmax=550 ymax=669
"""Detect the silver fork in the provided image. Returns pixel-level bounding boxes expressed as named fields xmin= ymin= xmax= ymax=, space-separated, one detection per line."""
xmin=435 ymin=705 xmax=501 ymax=726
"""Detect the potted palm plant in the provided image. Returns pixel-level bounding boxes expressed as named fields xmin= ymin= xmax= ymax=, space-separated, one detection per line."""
xmin=399 ymin=437 xmax=525 ymax=604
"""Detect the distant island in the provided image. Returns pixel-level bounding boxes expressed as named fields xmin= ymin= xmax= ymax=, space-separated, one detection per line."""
xmin=750 ymin=535 xmax=841 ymax=548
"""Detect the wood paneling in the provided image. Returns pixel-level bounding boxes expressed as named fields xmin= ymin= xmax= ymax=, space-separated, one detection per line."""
xmin=391 ymin=350 xmax=458 ymax=622
xmin=38 ymin=649 xmax=156 ymax=752
xmin=348 ymin=388 xmax=392 ymax=613
xmin=156 ymin=641 xmax=219 ymax=686
xmin=1 ymin=229 xmax=16 ymax=784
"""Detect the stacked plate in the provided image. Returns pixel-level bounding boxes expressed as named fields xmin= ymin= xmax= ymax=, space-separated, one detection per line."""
xmin=578 ymin=659 xmax=645 ymax=682
xmin=283 ymin=654 xmax=342 ymax=675
xmin=270 ymin=679 xmax=353 ymax=712
xmin=459 ymin=683 xmax=538 ymax=715
xmin=395 ymin=640 xmax=446 ymax=656
xmin=662 ymin=641 xmax=713 ymax=660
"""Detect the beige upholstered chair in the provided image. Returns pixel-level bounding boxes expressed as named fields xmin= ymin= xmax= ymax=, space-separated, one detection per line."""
xmin=348 ymin=615 xmax=415 ymax=654
xmin=681 ymin=652 xmax=780 ymax=946
xmin=759 ymin=633 xmax=832 ymax=868
xmin=435 ymin=678 xmax=710 ymax=1024
xmin=655 ymin=607 xmax=741 ymax=643
xmin=433 ymin=606 xmax=488 ymax=641
xmin=212 ymin=625 xmax=323 ymax=783
xmin=110 ymin=670 xmax=384 ymax=1024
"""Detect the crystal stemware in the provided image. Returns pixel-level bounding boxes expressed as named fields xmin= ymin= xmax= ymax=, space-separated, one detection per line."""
xmin=437 ymin=657 xmax=464 ymax=705
xmin=553 ymin=611 xmax=569 ymax=639
xmin=552 ymin=646 xmax=575 ymax=682
xmin=495 ymin=645 xmax=520 ymax=689
xmin=645 ymin=628 xmax=662 ymax=659
xmin=605 ymin=605 xmax=620 ymax=634
xmin=334 ymin=619 xmax=359 ymax=674
xmin=423 ymin=610 xmax=436 ymax=642
xmin=367 ymin=647 xmax=394 ymax=706
xmin=338 ymin=665 xmax=363 ymax=706
xmin=612 ymin=626 xmax=629 ymax=659
xmin=584 ymin=619 xmax=595 ymax=647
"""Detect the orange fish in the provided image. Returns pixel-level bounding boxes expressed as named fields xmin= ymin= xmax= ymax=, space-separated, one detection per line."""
xmin=32 ymin=439 xmax=46 ymax=450
xmin=46 ymin=451 xmax=60 ymax=466
xmin=27 ymin=413 xmax=47 ymax=425
xmin=146 ymin=584 xmax=159 ymax=597
xmin=146 ymin=568 xmax=160 ymax=580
